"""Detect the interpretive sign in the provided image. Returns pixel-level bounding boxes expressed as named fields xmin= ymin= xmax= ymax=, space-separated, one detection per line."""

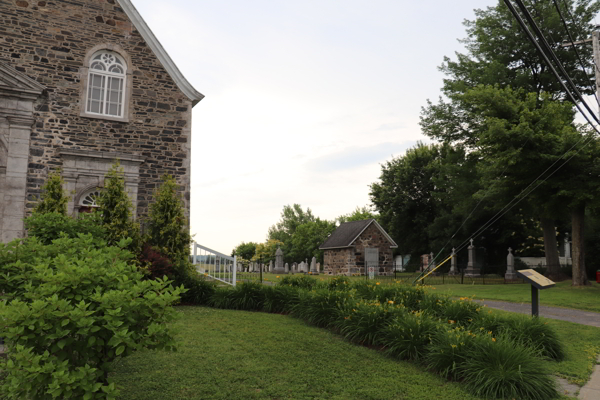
xmin=516 ymin=269 xmax=555 ymax=317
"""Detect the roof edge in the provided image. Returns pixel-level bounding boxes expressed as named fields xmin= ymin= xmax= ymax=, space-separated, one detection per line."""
xmin=118 ymin=0 xmax=205 ymax=106
xmin=318 ymin=245 xmax=353 ymax=250
xmin=0 ymin=61 xmax=46 ymax=93
xmin=348 ymin=219 xmax=398 ymax=248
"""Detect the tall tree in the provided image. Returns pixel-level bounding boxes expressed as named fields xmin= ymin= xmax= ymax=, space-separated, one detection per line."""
xmin=231 ymin=242 xmax=258 ymax=261
xmin=420 ymin=0 xmax=600 ymax=285
xmin=289 ymin=218 xmax=336 ymax=263
xmin=370 ymin=143 xmax=445 ymax=257
xmin=267 ymin=204 xmax=315 ymax=260
xmin=337 ymin=206 xmax=379 ymax=224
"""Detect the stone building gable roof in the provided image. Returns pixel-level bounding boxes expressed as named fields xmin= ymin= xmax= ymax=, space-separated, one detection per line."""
xmin=0 ymin=61 xmax=46 ymax=97
xmin=319 ymin=219 xmax=398 ymax=250
xmin=118 ymin=0 xmax=204 ymax=106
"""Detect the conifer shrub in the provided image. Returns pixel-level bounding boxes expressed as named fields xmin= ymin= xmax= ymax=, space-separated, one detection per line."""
xmin=96 ymin=161 xmax=141 ymax=254
xmin=33 ymin=168 xmax=68 ymax=215
xmin=0 ymin=234 xmax=183 ymax=400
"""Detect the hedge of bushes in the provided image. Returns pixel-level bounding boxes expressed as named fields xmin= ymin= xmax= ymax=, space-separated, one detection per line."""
xmin=193 ymin=276 xmax=563 ymax=400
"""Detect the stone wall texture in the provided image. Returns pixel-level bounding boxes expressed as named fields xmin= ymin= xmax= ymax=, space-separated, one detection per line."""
xmin=0 ymin=0 xmax=194 ymax=225
xmin=323 ymin=224 xmax=395 ymax=276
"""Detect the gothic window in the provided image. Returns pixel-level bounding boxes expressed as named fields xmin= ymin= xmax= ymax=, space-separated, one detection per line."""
xmin=86 ymin=51 xmax=127 ymax=118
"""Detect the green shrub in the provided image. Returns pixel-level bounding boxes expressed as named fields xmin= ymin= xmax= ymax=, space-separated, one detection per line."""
xmin=498 ymin=314 xmax=565 ymax=360
xmin=177 ymin=270 xmax=216 ymax=305
xmin=262 ymin=284 xmax=299 ymax=314
xmin=335 ymin=300 xmax=405 ymax=346
xmin=291 ymin=289 xmax=353 ymax=328
xmin=279 ymin=275 xmax=318 ymax=290
xmin=226 ymin=282 xmax=265 ymax=311
xmin=327 ymin=276 xmax=351 ymax=290
xmin=25 ymin=212 xmax=106 ymax=245
xmin=380 ymin=311 xmax=439 ymax=360
xmin=458 ymin=334 xmax=560 ymax=400
xmin=425 ymin=325 xmax=478 ymax=379
xmin=208 ymin=287 xmax=233 ymax=309
xmin=438 ymin=297 xmax=481 ymax=325
xmin=0 ymin=235 xmax=183 ymax=400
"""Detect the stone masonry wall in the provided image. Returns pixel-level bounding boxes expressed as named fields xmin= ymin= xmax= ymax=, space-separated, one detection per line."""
xmin=0 ymin=0 xmax=194 ymax=221
xmin=323 ymin=224 xmax=395 ymax=276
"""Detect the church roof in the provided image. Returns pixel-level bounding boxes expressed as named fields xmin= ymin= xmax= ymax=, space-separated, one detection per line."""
xmin=118 ymin=0 xmax=204 ymax=106
xmin=319 ymin=219 xmax=398 ymax=250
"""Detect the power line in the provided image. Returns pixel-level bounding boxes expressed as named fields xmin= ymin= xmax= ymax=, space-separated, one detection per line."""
xmin=552 ymin=0 xmax=600 ymax=106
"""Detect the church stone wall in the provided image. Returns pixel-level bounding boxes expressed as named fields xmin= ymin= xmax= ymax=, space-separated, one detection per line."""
xmin=0 ymin=0 xmax=194 ymax=222
xmin=323 ymin=224 xmax=395 ymax=276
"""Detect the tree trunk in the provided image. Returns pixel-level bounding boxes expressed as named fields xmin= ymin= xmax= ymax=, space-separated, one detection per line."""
xmin=571 ymin=203 xmax=589 ymax=286
xmin=540 ymin=218 xmax=561 ymax=279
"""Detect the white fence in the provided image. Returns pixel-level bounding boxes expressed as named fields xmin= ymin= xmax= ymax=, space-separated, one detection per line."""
xmin=191 ymin=242 xmax=237 ymax=287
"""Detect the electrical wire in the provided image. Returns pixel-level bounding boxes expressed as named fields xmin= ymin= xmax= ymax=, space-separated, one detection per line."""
xmin=552 ymin=0 xmax=600 ymax=106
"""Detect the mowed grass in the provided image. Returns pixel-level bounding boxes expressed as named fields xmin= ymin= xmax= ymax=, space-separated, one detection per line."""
xmin=434 ymin=280 xmax=600 ymax=313
xmin=111 ymin=306 xmax=482 ymax=400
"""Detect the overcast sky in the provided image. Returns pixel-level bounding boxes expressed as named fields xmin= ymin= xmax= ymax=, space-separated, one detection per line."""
xmin=134 ymin=0 xmax=500 ymax=254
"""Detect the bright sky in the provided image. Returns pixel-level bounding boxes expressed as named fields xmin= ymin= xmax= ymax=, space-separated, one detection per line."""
xmin=134 ymin=0 xmax=498 ymax=254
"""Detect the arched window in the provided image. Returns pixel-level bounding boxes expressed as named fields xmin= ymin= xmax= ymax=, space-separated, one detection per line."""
xmin=86 ymin=51 xmax=127 ymax=117
xmin=77 ymin=187 xmax=102 ymax=214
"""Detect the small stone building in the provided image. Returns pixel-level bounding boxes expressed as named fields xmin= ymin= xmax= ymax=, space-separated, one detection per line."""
xmin=0 ymin=0 xmax=204 ymax=242
xmin=320 ymin=219 xmax=398 ymax=276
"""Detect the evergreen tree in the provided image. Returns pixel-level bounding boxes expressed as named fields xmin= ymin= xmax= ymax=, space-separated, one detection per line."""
xmin=146 ymin=174 xmax=191 ymax=263
xmin=34 ymin=169 xmax=68 ymax=215
xmin=96 ymin=161 xmax=141 ymax=251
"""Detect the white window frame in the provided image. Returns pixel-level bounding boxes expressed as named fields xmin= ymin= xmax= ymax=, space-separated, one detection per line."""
xmin=86 ymin=51 xmax=127 ymax=118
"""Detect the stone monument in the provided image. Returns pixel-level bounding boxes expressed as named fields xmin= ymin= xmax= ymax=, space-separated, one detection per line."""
xmin=273 ymin=245 xmax=286 ymax=274
xmin=449 ymin=248 xmax=458 ymax=275
xmin=505 ymin=247 xmax=517 ymax=280
xmin=310 ymin=257 xmax=318 ymax=274
xmin=464 ymin=239 xmax=480 ymax=276
xmin=269 ymin=260 xmax=273 ymax=272
xmin=284 ymin=263 xmax=289 ymax=273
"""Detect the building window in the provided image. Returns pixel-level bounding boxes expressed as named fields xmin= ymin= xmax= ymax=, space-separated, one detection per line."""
xmin=86 ymin=51 xmax=127 ymax=118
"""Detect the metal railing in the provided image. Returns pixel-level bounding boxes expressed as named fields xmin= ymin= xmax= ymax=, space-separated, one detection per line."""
xmin=191 ymin=242 xmax=237 ymax=287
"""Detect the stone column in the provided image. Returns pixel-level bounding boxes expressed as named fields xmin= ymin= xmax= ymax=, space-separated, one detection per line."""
xmin=2 ymin=116 xmax=35 ymax=242
xmin=310 ymin=257 xmax=317 ymax=274
xmin=273 ymin=245 xmax=285 ymax=274
xmin=464 ymin=239 xmax=480 ymax=276
xmin=564 ymin=234 xmax=571 ymax=259
xmin=449 ymin=248 xmax=458 ymax=275
xmin=505 ymin=248 xmax=517 ymax=280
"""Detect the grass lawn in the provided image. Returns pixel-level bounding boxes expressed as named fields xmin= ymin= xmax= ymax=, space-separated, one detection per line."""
xmin=111 ymin=306 xmax=482 ymax=400
xmin=431 ymin=280 xmax=600 ymax=313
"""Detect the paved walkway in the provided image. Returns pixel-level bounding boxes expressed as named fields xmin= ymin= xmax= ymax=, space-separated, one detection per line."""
xmin=475 ymin=299 xmax=600 ymax=327
xmin=477 ymin=299 xmax=600 ymax=399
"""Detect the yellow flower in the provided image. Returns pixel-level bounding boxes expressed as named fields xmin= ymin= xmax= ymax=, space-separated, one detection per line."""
xmin=388 ymin=300 xmax=394 ymax=304
xmin=376 ymin=282 xmax=380 ymax=285
xmin=276 ymin=276 xmax=280 ymax=278
xmin=492 ymin=338 xmax=496 ymax=342
xmin=451 ymin=344 xmax=457 ymax=348
xmin=448 ymin=320 xmax=455 ymax=324
xmin=488 ymin=331 xmax=493 ymax=335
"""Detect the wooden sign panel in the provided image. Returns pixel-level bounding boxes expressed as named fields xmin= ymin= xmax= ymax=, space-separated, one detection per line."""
xmin=516 ymin=269 xmax=555 ymax=289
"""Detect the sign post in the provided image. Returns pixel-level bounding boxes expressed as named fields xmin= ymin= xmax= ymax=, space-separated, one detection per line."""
xmin=516 ymin=269 xmax=555 ymax=317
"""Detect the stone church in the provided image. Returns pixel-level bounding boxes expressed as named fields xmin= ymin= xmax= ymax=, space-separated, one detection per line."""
xmin=0 ymin=0 xmax=203 ymax=242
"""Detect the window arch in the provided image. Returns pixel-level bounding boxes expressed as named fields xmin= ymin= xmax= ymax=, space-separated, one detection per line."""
xmin=86 ymin=51 xmax=127 ymax=117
